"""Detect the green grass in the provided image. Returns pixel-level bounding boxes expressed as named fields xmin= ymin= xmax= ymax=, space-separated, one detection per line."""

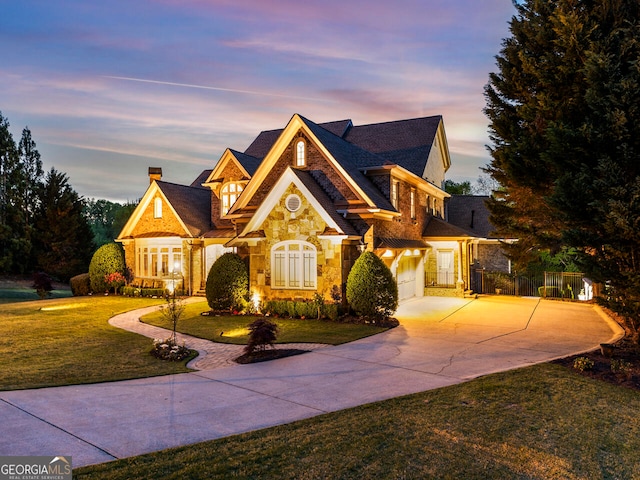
xmin=0 ymin=296 xmax=195 ymax=391
xmin=0 ymin=286 xmax=73 ymax=303
xmin=142 ymin=300 xmax=388 ymax=345
xmin=73 ymin=363 xmax=640 ymax=479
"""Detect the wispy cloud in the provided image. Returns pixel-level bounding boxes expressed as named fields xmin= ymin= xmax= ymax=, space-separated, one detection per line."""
xmin=102 ymin=76 xmax=330 ymax=102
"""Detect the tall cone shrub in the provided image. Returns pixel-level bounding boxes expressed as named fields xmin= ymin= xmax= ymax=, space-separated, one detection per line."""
xmin=346 ymin=251 xmax=398 ymax=319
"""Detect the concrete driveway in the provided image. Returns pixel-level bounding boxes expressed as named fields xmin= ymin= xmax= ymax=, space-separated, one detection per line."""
xmin=0 ymin=296 xmax=622 ymax=468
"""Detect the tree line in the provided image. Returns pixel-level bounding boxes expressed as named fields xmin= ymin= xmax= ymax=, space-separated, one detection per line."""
xmin=0 ymin=111 xmax=136 ymax=282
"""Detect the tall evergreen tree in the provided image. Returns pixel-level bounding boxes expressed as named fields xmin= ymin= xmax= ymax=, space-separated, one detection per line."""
xmin=34 ymin=168 xmax=95 ymax=281
xmin=485 ymin=0 xmax=640 ymax=335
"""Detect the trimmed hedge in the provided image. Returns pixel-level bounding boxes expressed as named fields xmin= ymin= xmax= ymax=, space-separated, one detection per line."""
xmin=263 ymin=299 xmax=339 ymax=321
xmin=346 ymin=251 xmax=398 ymax=319
xmin=121 ymin=286 xmax=183 ymax=297
xmin=89 ymin=243 xmax=126 ymax=293
xmin=70 ymin=273 xmax=91 ymax=296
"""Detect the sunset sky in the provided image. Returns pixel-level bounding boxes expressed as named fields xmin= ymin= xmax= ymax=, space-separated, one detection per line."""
xmin=1 ymin=1 xmax=515 ymax=202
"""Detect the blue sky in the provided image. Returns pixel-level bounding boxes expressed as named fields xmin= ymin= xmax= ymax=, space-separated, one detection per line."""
xmin=0 ymin=0 xmax=515 ymax=202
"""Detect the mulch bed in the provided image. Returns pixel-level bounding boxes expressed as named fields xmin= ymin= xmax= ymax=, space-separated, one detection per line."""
xmin=552 ymin=303 xmax=640 ymax=394
xmin=235 ymin=348 xmax=309 ymax=364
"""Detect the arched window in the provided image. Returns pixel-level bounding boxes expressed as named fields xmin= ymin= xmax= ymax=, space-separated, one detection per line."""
xmin=295 ymin=139 xmax=306 ymax=167
xmin=221 ymin=182 xmax=243 ymax=216
xmin=153 ymin=197 xmax=162 ymax=218
xmin=271 ymin=241 xmax=317 ymax=289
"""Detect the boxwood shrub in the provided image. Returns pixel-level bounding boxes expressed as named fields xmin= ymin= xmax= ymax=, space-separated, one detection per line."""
xmin=206 ymin=253 xmax=248 ymax=312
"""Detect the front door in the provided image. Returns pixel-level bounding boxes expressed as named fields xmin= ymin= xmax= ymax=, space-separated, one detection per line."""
xmin=437 ymin=250 xmax=454 ymax=286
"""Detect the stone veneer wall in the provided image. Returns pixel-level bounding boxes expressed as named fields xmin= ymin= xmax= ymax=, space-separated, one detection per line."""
xmin=247 ymin=183 xmax=343 ymax=301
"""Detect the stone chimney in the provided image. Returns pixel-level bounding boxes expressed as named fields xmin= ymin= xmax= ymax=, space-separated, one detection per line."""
xmin=148 ymin=167 xmax=162 ymax=184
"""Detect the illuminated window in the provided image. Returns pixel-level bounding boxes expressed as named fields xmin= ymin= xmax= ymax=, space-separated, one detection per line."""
xmin=295 ymin=139 xmax=306 ymax=167
xmin=271 ymin=241 xmax=316 ymax=289
xmin=136 ymin=244 xmax=183 ymax=278
xmin=391 ymin=180 xmax=399 ymax=210
xmin=410 ymin=189 xmax=416 ymax=219
xmin=153 ymin=197 xmax=162 ymax=218
xmin=221 ymin=182 xmax=243 ymax=216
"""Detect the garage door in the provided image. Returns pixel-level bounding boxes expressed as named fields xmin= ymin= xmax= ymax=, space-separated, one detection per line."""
xmin=397 ymin=256 xmax=418 ymax=301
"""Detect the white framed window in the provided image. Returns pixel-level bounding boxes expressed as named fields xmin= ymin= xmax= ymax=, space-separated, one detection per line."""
xmin=271 ymin=240 xmax=317 ymax=289
xmin=410 ymin=189 xmax=416 ymax=219
xmin=137 ymin=241 xmax=182 ymax=278
xmin=221 ymin=182 xmax=243 ymax=216
xmin=295 ymin=139 xmax=306 ymax=167
xmin=153 ymin=197 xmax=162 ymax=218
xmin=391 ymin=180 xmax=399 ymax=210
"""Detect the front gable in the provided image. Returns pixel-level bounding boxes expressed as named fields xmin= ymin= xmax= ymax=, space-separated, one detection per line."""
xmin=228 ymin=114 xmax=379 ymax=218
xmin=232 ymin=167 xmax=354 ymax=245
xmin=117 ymin=182 xmax=191 ymax=239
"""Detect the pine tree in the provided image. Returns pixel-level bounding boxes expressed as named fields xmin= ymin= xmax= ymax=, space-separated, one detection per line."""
xmin=485 ymin=0 xmax=640 ymax=335
xmin=34 ymin=168 xmax=95 ymax=281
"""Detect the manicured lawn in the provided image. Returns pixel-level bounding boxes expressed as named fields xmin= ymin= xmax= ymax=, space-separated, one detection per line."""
xmin=141 ymin=300 xmax=389 ymax=345
xmin=0 ymin=296 xmax=195 ymax=391
xmin=0 ymin=286 xmax=72 ymax=304
xmin=73 ymin=363 xmax=640 ymax=479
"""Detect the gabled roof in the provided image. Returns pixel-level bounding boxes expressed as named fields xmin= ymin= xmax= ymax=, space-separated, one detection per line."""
xmin=244 ymin=119 xmax=354 ymax=159
xmin=423 ymin=215 xmax=474 ymax=238
xmin=446 ymin=195 xmax=496 ymax=238
xmin=231 ymin=167 xmax=361 ymax=245
xmin=290 ymin=169 xmax=360 ymax=236
xmin=156 ymin=181 xmax=211 ymax=237
xmin=229 ymin=149 xmax=261 ymax=176
xmin=298 ymin=116 xmax=396 ymax=211
xmin=344 ymin=116 xmax=446 ymax=178
xmin=190 ymin=170 xmax=212 ymax=188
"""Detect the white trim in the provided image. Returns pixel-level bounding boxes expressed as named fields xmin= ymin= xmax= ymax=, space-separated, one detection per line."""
xmin=235 ymin=167 xmax=345 ymax=239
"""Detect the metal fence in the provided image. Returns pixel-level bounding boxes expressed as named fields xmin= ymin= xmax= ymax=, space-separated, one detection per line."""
xmin=425 ymin=271 xmax=456 ymax=288
xmin=472 ymin=270 xmax=587 ymax=299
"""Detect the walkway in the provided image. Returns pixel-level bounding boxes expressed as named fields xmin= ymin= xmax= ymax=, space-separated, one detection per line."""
xmin=108 ymin=298 xmax=329 ymax=370
xmin=0 ymin=296 xmax=623 ymax=468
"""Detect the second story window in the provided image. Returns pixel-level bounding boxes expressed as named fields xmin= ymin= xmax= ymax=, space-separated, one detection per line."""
xmin=221 ymin=182 xmax=243 ymax=216
xmin=391 ymin=180 xmax=399 ymax=210
xmin=410 ymin=189 xmax=416 ymax=219
xmin=153 ymin=197 xmax=162 ymax=218
xmin=295 ymin=139 xmax=306 ymax=167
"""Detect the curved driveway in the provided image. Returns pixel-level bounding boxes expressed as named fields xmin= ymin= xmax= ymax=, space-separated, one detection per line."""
xmin=0 ymin=296 xmax=622 ymax=468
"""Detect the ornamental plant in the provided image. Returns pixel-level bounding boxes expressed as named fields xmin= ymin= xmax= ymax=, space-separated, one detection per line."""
xmin=244 ymin=318 xmax=279 ymax=355
xmin=346 ymin=251 xmax=398 ymax=320
xmin=205 ymin=253 xmax=248 ymax=312
xmin=104 ymin=271 xmax=126 ymax=294
xmin=89 ymin=243 xmax=126 ymax=293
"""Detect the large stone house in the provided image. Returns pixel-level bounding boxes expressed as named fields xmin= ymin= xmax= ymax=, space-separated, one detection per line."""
xmin=116 ymin=113 xmax=508 ymax=303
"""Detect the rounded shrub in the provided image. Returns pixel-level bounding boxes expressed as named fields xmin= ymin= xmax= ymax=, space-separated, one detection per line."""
xmin=346 ymin=251 xmax=398 ymax=319
xmin=205 ymin=253 xmax=248 ymax=312
xmin=70 ymin=273 xmax=91 ymax=296
xmin=88 ymin=243 xmax=126 ymax=293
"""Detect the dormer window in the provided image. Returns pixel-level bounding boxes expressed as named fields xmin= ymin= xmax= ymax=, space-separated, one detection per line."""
xmin=295 ymin=139 xmax=306 ymax=167
xmin=221 ymin=182 xmax=243 ymax=216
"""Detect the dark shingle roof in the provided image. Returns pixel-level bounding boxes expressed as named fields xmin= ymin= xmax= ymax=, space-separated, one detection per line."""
xmin=344 ymin=116 xmax=442 ymax=177
xmin=446 ymin=195 xmax=496 ymax=238
xmin=423 ymin=215 xmax=473 ymax=238
xmin=290 ymin=169 xmax=359 ymax=236
xmin=190 ymin=169 xmax=212 ymax=188
xmin=156 ymin=181 xmax=211 ymax=237
xmin=243 ymin=119 xmax=354 ymax=159
xmin=229 ymin=149 xmax=262 ymax=176
xmin=298 ymin=116 xmax=396 ymax=211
